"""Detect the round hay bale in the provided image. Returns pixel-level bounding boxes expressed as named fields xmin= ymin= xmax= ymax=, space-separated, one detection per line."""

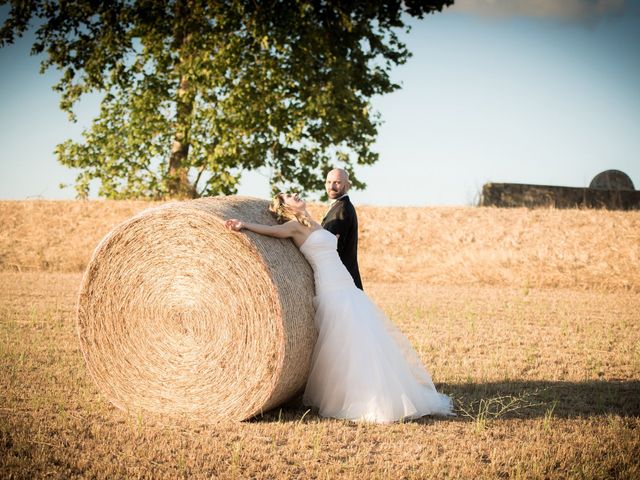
xmin=589 ymin=170 xmax=635 ymax=190
xmin=77 ymin=196 xmax=316 ymax=422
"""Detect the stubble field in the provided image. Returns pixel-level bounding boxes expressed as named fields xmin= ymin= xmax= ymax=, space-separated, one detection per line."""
xmin=1 ymin=200 xmax=639 ymax=479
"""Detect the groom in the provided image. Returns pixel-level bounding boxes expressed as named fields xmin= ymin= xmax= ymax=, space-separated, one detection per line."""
xmin=321 ymin=168 xmax=363 ymax=290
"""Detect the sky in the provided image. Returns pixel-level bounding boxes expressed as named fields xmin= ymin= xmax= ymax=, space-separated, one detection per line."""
xmin=1 ymin=0 xmax=639 ymax=206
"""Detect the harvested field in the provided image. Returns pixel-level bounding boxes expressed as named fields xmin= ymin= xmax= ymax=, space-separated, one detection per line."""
xmin=1 ymin=201 xmax=639 ymax=479
xmin=2 ymin=200 xmax=639 ymax=291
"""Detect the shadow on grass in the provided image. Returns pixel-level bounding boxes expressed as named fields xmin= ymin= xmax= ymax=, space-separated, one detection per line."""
xmin=249 ymin=380 xmax=640 ymax=424
xmin=440 ymin=379 xmax=640 ymax=420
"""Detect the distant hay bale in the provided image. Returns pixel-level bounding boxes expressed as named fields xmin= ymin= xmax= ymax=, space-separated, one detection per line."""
xmin=589 ymin=170 xmax=635 ymax=191
xmin=76 ymin=196 xmax=316 ymax=422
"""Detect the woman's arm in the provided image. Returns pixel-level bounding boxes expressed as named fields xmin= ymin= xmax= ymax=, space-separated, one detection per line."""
xmin=225 ymin=219 xmax=307 ymax=245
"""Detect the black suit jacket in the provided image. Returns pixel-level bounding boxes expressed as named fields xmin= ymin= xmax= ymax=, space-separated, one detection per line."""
xmin=321 ymin=196 xmax=363 ymax=290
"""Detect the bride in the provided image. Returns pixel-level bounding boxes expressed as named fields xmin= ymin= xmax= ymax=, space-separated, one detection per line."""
xmin=225 ymin=192 xmax=453 ymax=423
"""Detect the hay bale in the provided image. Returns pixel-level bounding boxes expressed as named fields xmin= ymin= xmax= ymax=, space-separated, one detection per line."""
xmin=589 ymin=170 xmax=635 ymax=190
xmin=77 ymin=196 xmax=316 ymax=422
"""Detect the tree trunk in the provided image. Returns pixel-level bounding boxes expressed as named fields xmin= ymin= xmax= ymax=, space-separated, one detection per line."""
xmin=167 ymin=75 xmax=196 ymax=199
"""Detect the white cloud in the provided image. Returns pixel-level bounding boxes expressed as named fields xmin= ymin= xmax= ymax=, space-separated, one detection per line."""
xmin=449 ymin=0 xmax=628 ymax=22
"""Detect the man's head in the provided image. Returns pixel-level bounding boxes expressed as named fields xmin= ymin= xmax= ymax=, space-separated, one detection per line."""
xmin=325 ymin=168 xmax=351 ymax=200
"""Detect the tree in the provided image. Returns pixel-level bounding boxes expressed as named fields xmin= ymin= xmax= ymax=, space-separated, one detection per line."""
xmin=1 ymin=0 xmax=453 ymax=199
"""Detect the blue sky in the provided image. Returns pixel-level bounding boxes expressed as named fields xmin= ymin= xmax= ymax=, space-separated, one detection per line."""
xmin=1 ymin=1 xmax=639 ymax=205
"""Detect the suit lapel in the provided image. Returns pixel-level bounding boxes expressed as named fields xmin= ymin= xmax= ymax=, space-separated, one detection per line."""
xmin=322 ymin=196 xmax=348 ymax=224
xmin=322 ymin=202 xmax=338 ymax=223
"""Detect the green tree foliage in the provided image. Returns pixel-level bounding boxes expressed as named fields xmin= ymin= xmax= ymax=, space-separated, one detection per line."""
xmin=1 ymin=0 xmax=453 ymax=199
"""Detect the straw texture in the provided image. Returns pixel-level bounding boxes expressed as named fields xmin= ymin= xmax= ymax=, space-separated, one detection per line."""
xmin=76 ymin=196 xmax=316 ymax=422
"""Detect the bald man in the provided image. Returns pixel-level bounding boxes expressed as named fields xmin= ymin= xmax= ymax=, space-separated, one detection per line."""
xmin=321 ymin=168 xmax=363 ymax=290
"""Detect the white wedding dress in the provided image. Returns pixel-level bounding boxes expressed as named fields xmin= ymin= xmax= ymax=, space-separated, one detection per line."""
xmin=299 ymin=228 xmax=453 ymax=423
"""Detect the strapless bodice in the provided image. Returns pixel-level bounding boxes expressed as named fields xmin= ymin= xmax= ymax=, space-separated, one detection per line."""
xmin=299 ymin=229 xmax=355 ymax=295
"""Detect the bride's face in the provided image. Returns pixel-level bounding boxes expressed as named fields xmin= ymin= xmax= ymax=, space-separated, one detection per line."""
xmin=282 ymin=192 xmax=306 ymax=211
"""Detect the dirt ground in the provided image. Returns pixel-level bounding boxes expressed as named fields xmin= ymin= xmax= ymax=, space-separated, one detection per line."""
xmin=1 ymin=272 xmax=638 ymax=479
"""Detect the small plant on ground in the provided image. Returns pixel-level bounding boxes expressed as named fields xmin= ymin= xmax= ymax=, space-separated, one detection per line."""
xmin=455 ymin=390 xmax=546 ymax=432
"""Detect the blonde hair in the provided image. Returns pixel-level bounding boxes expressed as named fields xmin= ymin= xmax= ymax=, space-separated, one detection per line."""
xmin=269 ymin=193 xmax=312 ymax=227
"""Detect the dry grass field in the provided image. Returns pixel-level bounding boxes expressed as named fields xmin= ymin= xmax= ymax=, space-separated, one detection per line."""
xmin=1 ymin=200 xmax=639 ymax=479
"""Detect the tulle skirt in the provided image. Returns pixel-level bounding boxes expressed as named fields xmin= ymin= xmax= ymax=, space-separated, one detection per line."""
xmin=302 ymin=287 xmax=453 ymax=423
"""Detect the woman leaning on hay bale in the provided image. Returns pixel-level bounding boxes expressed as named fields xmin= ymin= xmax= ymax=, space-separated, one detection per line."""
xmin=225 ymin=191 xmax=453 ymax=424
